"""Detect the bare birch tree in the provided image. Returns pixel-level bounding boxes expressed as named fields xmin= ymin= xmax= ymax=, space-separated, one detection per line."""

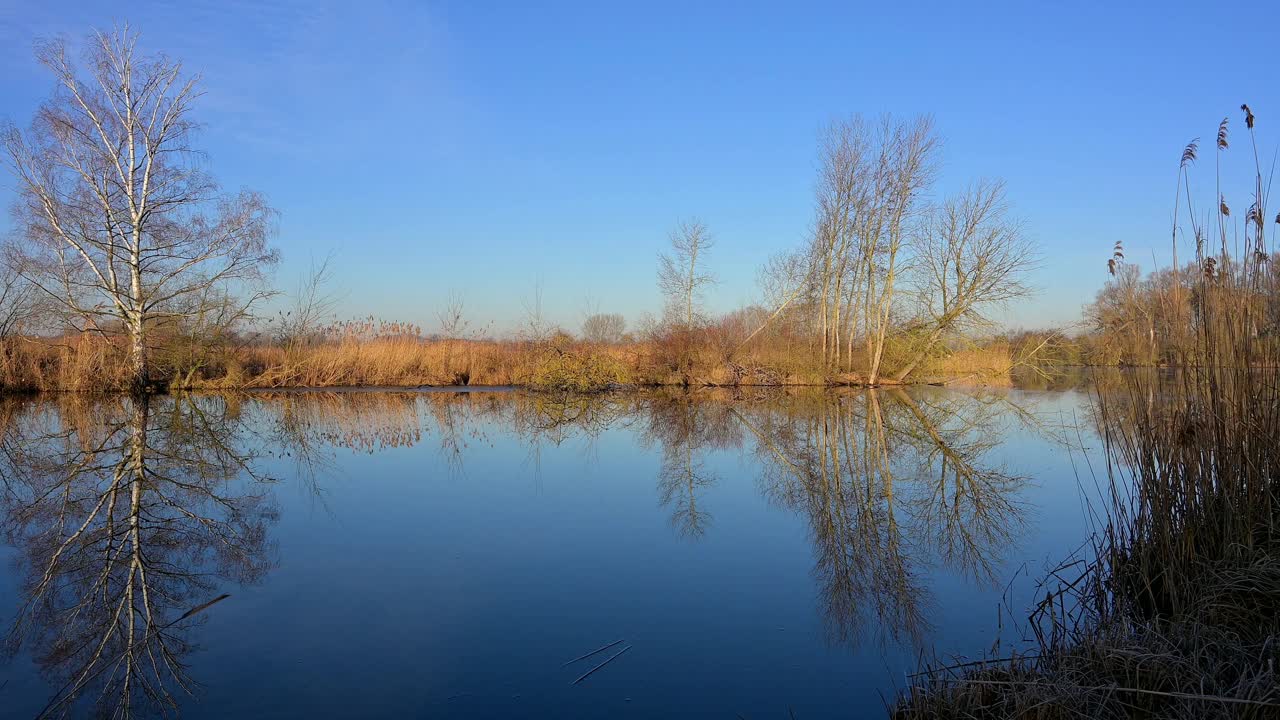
xmin=2 ymin=27 xmax=278 ymax=392
xmin=857 ymin=115 xmax=939 ymax=384
xmin=657 ymin=218 xmax=716 ymax=331
xmin=810 ymin=116 xmax=871 ymax=370
xmin=274 ymin=254 xmax=340 ymax=349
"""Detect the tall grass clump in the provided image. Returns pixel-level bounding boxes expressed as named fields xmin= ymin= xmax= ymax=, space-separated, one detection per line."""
xmin=0 ymin=335 xmax=135 ymax=393
xmin=895 ymin=105 xmax=1280 ymax=718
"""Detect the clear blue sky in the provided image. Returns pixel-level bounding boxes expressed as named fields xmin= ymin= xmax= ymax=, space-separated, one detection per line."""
xmin=1 ymin=0 xmax=1276 ymax=335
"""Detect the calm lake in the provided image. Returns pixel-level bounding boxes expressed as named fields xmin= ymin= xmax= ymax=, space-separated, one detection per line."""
xmin=0 ymin=385 xmax=1104 ymax=718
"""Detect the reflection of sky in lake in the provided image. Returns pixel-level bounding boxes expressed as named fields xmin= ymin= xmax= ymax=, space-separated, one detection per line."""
xmin=0 ymin=387 xmax=1104 ymax=719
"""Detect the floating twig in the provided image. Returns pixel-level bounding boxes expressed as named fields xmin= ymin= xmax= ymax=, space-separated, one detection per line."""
xmin=561 ymin=638 xmax=625 ymax=667
xmin=571 ymin=644 xmax=632 ymax=686
xmin=168 ymin=593 xmax=231 ymax=627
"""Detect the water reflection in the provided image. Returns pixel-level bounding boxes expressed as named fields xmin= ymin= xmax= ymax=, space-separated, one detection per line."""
xmin=640 ymin=392 xmax=742 ymax=539
xmin=231 ymin=388 xmax=1029 ymax=650
xmin=737 ymin=389 xmax=1028 ymax=647
xmin=0 ymin=395 xmax=275 ymax=718
xmin=0 ymin=387 xmax=1041 ymax=716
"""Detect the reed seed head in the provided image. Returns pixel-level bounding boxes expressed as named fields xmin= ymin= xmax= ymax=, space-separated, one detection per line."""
xmin=1180 ymin=138 xmax=1199 ymax=167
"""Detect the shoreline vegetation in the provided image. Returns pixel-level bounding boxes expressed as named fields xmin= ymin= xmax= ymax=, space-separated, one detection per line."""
xmin=0 ymin=330 xmax=1050 ymax=394
xmin=893 ymin=107 xmax=1280 ymax=717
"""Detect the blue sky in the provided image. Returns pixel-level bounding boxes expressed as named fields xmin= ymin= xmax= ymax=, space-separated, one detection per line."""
xmin=1 ymin=0 xmax=1276 ymax=335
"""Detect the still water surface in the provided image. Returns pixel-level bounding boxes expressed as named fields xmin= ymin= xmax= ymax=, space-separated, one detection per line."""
xmin=0 ymin=386 xmax=1100 ymax=718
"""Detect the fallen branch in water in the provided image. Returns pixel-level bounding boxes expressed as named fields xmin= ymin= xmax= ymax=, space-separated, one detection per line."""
xmin=167 ymin=593 xmax=232 ymax=627
xmin=571 ymin=644 xmax=632 ymax=686
xmin=561 ymin=638 xmax=625 ymax=667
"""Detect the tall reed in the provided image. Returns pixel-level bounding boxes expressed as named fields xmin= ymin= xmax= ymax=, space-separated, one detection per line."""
xmin=895 ymin=104 xmax=1280 ymax=718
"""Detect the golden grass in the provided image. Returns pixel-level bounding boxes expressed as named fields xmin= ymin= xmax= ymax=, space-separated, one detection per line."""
xmin=0 ymin=332 xmax=1028 ymax=393
xmin=0 ymin=336 xmax=135 ymax=393
xmin=226 ymin=339 xmax=523 ymax=388
xmin=925 ymin=344 xmax=1014 ymax=376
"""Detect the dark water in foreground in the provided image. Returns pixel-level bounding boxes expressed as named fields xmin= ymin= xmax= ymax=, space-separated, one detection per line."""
xmin=0 ymin=386 xmax=1102 ymax=718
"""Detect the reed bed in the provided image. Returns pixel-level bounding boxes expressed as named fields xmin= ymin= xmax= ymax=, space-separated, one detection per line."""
xmin=0 ymin=336 xmax=135 ymax=393
xmin=895 ymin=364 xmax=1280 ymax=718
xmin=895 ymin=106 xmax=1280 ymax=719
xmin=0 ymin=332 xmax=1018 ymax=393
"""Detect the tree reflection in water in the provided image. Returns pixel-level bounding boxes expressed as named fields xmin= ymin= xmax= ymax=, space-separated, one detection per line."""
xmin=638 ymin=390 xmax=742 ymax=539
xmin=254 ymin=388 xmax=1031 ymax=649
xmin=0 ymin=387 xmax=1037 ymax=716
xmin=0 ymin=395 xmax=275 ymax=718
xmin=736 ymin=388 xmax=1029 ymax=648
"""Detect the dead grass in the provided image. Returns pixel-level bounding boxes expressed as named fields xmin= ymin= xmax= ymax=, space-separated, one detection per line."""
xmin=895 ymin=360 xmax=1280 ymax=718
xmin=0 ymin=336 xmax=134 ymax=393
xmin=0 ymin=332 xmax=1028 ymax=393
xmin=927 ymin=344 xmax=1013 ymax=375
xmin=896 ymin=607 xmax=1280 ymax=719
xmin=895 ymin=106 xmax=1280 ymax=719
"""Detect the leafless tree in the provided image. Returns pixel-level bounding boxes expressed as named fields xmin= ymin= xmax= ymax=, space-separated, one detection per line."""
xmin=581 ymin=312 xmax=626 ymax=344
xmin=436 ymin=290 xmax=490 ymax=385
xmin=657 ymin=218 xmax=716 ymax=331
xmin=801 ymin=115 xmax=939 ymax=379
xmin=519 ymin=281 xmax=557 ymax=343
xmin=437 ymin=290 xmax=470 ymax=340
xmin=0 ymin=258 xmax=37 ymax=339
xmin=1 ymin=26 xmax=279 ymax=392
xmin=634 ymin=311 xmax=660 ymax=340
xmin=1085 ymin=262 xmax=1159 ymax=365
xmin=891 ymin=180 xmax=1036 ymax=381
xmin=736 ymin=249 xmax=808 ymax=353
xmin=273 ymin=254 xmax=340 ymax=349
xmin=855 ymin=116 xmax=939 ymax=384
xmin=809 ymin=116 xmax=871 ymax=370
